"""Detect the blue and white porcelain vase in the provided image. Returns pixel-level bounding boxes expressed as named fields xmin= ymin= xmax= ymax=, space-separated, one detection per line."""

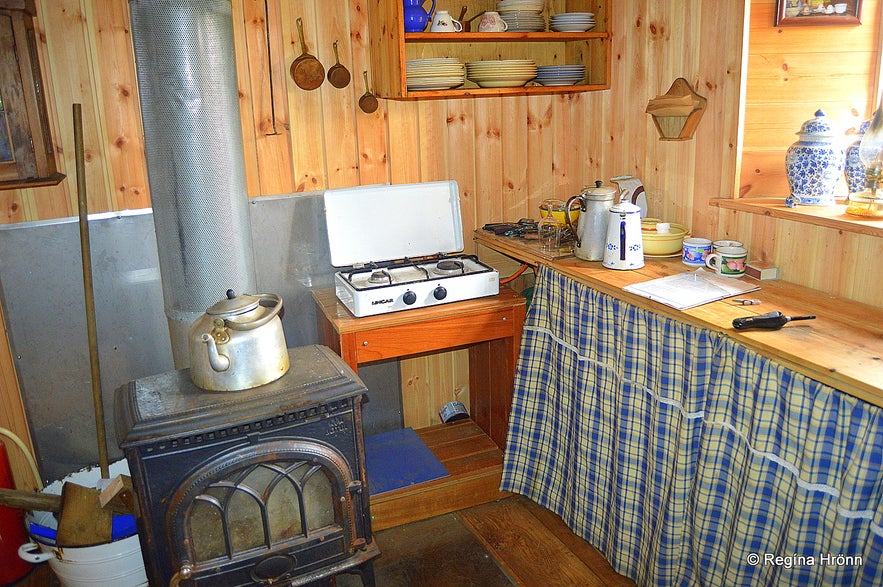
xmin=785 ymin=109 xmax=845 ymax=206
xmin=845 ymin=118 xmax=872 ymax=194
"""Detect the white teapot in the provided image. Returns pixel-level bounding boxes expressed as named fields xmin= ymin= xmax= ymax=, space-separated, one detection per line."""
xmin=602 ymin=201 xmax=644 ymax=270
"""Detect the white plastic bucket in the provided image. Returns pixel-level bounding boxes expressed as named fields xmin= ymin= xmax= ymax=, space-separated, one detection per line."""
xmin=17 ymin=460 xmax=148 ymax=587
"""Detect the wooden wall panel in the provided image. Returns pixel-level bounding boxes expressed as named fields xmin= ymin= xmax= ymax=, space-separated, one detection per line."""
xmin=238 ymin=0 xmax=296 ymax=196
xmin=732 ymin=0 xmax=883 ymax=310
xmin=38 ymin=0 xmax=110 ymax=214
xmin=86 ymin=0 xmax=148 ymax=211
xmin=741 ymin=0 xmax=881 ymax=198
xmin=0 ymin=0 xmax=879 ymax=472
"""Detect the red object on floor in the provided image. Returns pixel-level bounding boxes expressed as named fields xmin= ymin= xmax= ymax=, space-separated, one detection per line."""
xmin=0 ymin=442 xmax=32 ymax=585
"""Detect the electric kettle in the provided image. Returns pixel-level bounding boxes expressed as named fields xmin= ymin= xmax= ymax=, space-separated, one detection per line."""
xmin=188 ymin=290 xmax=290 ymax=391
xmin=602 ymin=200 xmax=644 ymax=270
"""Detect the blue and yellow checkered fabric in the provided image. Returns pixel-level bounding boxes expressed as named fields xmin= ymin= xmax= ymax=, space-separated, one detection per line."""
xmin=501 ymin=265 xmax=883 ymax=586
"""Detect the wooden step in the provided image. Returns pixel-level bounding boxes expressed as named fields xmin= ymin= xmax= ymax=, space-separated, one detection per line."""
xmin=368 ymin=420 xmax=509 ymax=531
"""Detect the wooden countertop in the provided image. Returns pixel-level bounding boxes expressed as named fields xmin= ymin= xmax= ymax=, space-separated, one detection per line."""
xmin=474 ymin=230 xmax=883 ymax=409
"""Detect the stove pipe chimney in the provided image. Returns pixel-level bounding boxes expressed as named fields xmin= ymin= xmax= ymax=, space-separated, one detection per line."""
xmin=129 ymin=0 xmax=257 ymax=368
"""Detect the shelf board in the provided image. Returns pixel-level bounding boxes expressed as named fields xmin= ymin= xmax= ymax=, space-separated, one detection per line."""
xmin=368 ymin=419 xmax=508 ymax=531
xmin=711 ymin=197 xmax=883 ymax=238
xmin=405 ymin=31 xmax=610 ymax=42
xmin=399 ymin=82 xmax=609 ymax=99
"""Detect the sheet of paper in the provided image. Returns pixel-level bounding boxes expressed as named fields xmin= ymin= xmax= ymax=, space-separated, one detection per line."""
xmin=623 ymin=268 xmax=760 ymax=310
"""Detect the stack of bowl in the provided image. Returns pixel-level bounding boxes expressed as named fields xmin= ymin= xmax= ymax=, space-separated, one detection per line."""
xmin=549 ymin=12 xmax=595 ymax=32
xmin=640 ymin=218 xmax=691 ymax=257
xmin=497 ymin=0 xmax=546 ymax=31
xmin=535 ymin=65 xmax=586 ymax=86
xmin=406 ymin=58 xmax=465 ymax=91
xmin=465 ymin=60 xmax=537 ymax=88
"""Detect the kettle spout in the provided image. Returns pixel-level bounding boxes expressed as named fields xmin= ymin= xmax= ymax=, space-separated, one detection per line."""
xmin=201 ymin=333 xmax=231 ymax=372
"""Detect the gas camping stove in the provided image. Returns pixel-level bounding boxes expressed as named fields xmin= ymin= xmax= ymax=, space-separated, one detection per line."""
xmin=324 ymin=182 xmax=499 ymax=317
xmin=334 ymin=254 xmax=498 ymax=317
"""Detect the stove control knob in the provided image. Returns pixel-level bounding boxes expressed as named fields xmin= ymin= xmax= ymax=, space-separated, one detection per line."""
xmin=403 ymin=290 xmax=417 ymax=305
xmin=433 ymin=286 xmax=447 ymax=301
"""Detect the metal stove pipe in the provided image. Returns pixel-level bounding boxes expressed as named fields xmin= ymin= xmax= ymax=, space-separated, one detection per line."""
xmin=129 ymin=0 xmax=256 ymax=368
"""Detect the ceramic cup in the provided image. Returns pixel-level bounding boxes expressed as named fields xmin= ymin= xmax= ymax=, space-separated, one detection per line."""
xmin=682 ymin=237 xmax=713 ymax=266
xmin=430 ymin=10 xmax=463 ymax=32
xmin=705 ymin=246 xmax=748 ymax=277
xmin=713 ymin=239 xmax=743 ymax=251
xmin=478 ymin=11 xmax=509 ymax=32
xmin=834 ymin=3 xmax=848 ymax=13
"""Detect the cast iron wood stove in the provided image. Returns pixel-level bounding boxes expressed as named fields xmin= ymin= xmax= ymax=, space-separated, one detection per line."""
xmin=115 ymin=345 xmax=379 ymax=586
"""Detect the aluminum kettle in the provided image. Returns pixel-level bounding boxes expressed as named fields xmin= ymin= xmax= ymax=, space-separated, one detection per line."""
xmin=188 ymin=290 xmax=290 ymax=391
xmin=565 ymin=180 xmax=617 ymax=261
xmin=602 ymin=200 xmax=644 ymax=270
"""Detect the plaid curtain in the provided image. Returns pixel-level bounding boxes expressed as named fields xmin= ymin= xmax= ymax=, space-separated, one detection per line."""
xmin=502 ymin=265 xmax=883 ymax=586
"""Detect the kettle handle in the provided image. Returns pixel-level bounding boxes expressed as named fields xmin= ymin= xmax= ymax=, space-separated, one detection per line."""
xmin=426 ymin=0 xmax=436 ymax=19
xmin=564 ymin=195 xmax=584 ymax=248
xmin=225 ymin=293 xmax=284 ymax=331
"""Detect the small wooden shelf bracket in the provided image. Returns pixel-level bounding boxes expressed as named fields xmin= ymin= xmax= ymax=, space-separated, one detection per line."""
xmin=646 ymin=78 xmax=707 ymax=141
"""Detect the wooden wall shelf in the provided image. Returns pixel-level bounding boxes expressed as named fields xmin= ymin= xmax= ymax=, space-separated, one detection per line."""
xmin=646 ymin=77 xmax=707 ymax=141
xmin=367 ymin=0 xmax=611 ymax=99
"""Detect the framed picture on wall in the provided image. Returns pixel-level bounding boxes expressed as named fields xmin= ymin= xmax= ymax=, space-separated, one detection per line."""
xmin=776 ymin=1 xmax=862 ymax=26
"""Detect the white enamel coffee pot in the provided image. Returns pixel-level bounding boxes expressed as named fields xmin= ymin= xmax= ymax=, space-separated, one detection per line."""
xmin=602 ymin=200 xmax=644 ymax=270
xmin=565 ymin=180 xmax=617 ymax=261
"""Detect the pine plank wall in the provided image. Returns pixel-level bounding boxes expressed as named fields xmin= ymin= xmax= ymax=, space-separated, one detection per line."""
xmin=0 ymin=0 xmax=880 ymax=488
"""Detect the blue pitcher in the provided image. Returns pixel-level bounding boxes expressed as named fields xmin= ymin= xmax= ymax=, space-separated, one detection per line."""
xmin=403 ymin=0 xmax=436 ymax=32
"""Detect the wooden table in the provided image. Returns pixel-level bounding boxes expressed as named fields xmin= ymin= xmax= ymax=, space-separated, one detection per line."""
xmin=475 ymin=229 xmax=883 ymax=409
xmin=312 ymin=286 xmax=527 ymax=450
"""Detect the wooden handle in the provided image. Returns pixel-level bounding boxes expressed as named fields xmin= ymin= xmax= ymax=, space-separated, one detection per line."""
xmin=0 ymin=486 xmax=133 ymax=515
xmin=0 ymin=487 xmax=63 ymax=512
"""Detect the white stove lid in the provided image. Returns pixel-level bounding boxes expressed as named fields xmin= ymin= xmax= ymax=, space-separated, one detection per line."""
xmin=324 ymin=181 xmax=464 ymax=267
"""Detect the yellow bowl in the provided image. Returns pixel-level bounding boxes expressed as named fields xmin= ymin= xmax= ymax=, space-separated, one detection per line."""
xmin=641 ymin=222 xmax=691 ymax=256
xmin=539 ymin=201 xmax=580 ymax=225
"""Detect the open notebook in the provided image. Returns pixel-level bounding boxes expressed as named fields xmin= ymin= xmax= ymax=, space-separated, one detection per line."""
xmin=623 ymin=268 xmax=760 ymax=310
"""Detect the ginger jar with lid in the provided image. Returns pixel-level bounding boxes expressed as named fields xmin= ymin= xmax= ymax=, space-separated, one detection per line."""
xmin=845 ymin=117 xmax=872 ymax=194
xmin=785 ymin=109 xmax=845 ymax=205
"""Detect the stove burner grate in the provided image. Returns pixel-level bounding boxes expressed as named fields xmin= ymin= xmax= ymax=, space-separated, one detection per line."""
xmin=432 ymin=259 xmax=465 ymax=275
xmin=368 ymin=270 xmax=392 ymax=285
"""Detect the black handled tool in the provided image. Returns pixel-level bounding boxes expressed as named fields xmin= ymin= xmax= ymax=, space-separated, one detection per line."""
xmin=732 ymin=311 xmax=816 ymax=331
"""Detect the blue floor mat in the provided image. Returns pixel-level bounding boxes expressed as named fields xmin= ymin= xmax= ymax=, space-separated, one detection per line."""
xmin=364 ymin=427 xmax=450 ymax=495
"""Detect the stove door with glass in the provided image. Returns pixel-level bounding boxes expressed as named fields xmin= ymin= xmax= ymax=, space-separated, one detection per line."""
xmin=115 ymin=345 xmax=378 ymax=587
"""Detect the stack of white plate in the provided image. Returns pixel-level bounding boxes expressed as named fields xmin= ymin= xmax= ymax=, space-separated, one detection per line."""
xmin=499 ymin=10 xmax=545 ymax=32
xmin=465 ymin=60 xmax=537 ymax=88
xmin=406 ymin=58 xmax=466 ymax=91
xmin=535 ymin=65 xmax=586 ymax=86
xmin=496 ymin=0 xmax=544 ymax=11
xmin=549 ymin=12 xmax=595 ymax=32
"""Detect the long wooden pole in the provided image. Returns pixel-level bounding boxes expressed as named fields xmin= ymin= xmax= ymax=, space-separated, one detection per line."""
xmin=73 ymin=103 xmax=109 ymax=479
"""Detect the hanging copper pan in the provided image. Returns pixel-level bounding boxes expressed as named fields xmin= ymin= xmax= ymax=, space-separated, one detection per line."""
xmin=358 ymin=71 xmax=378 ymax=113
xmin=290 ymin=18 xmax=324 ymax=90
xmin=327 ymin=41 xmax=350 ymax=88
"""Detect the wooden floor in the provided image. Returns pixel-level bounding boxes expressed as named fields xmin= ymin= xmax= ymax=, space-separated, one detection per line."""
xmin=12 ymin=420 xmax=636 ymax=586
xmin=365 ymin=494 xmax=637 ymax=587
xmin=457 ymin=496 xmax=636 ymax=587
xmin=14 ymin=496 xmax=636 ymax=587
